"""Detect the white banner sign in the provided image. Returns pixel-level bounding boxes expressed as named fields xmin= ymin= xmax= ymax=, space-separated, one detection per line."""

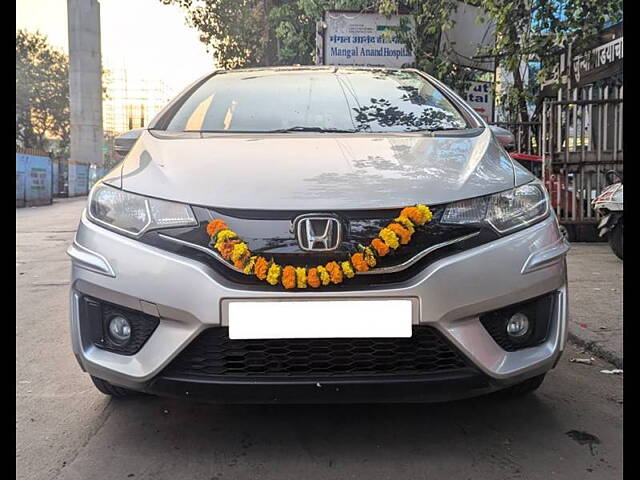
xmin=439 ymin=2 xmax=496 ymax=72
xmin=461 ymin=81 xmax=493 ymax=123
xmin=322 ymin=11 xmax=415 ymax=68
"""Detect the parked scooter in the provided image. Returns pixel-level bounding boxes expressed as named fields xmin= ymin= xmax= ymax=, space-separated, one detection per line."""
xmin=592 ymin=170 xmax=623 ymax=260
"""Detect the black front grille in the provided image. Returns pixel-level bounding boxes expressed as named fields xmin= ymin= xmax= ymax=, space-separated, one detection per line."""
xmin=142 ymin=205 xmax=495 ymax=290
xmin=161 ymin=327 xmax=469 ymax=380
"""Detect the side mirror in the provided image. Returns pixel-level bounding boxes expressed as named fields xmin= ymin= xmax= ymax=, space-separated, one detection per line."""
xmin=489 ymin=125 xmax=515 ymax=149
xmin=114 ymin=128 xmax=144 ymax=157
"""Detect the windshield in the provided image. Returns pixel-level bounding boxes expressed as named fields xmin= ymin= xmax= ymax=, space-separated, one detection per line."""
xmin=164 ymin=69 xmax=469 ymax=133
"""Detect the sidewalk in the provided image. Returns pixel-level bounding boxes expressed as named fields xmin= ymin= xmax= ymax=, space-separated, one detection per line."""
xmin=566 ymin=243 xmax=623 ymax=368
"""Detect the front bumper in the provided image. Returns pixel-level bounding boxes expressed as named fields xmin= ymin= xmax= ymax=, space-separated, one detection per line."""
xmin=69 ymin=210 xmax=569 ymax=401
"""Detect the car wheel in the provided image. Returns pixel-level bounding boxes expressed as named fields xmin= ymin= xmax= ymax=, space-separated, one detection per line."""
xmin=608 ymin=221 xmax=623 ymax=260
xmin=90 ymin=375 xmax=136 ymax=398
xmin=503 ymin=374 xmax=546 ymax=396
xmin=558 ymin=224 xmax=573 ymax=242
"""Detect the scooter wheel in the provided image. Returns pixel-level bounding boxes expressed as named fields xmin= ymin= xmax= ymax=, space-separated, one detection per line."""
xmin=608 ymin=220 xmax=623 ymax=260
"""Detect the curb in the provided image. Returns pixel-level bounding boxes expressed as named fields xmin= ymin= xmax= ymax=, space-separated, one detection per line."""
xmin=567 ymin=332 xmax=623 ymax=369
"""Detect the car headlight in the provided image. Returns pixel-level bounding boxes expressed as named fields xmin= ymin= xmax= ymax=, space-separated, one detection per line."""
xmin=87 ymin=183 xmax=197 ymax=236
xmin=442 ymin=182 xmax=549 ymax=234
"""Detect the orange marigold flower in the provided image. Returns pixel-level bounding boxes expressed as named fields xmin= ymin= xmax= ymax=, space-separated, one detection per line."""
xmin=219 ymin=239 xmax=239 ymax=260
xmin=206 ymin=219 xmax=229 ymax=237
xmin=350 ymin=252 xmax=370 ymax=272
xmin=400 ymin=206 xmax=425 ymax=225
xmin=370 ymin=238 xmax=389 ymax=257
xmin=325 ymin=261 xmax=343 ymax=284
xmin=307 ymin=268 xmax=321 ymax=288
xmin=254 ymin=257 xmax=269 ymax=280
xmin=282 ymin=265 xmax=296 ymax=289
xmin=233 ymin=252 xmax=250 ymax=270
xmin=388 ymin=223 xmax=411 ymax=245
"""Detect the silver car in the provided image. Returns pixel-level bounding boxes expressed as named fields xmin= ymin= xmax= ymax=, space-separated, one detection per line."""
xmin=68 ymin=67 xmax=569 ymax=403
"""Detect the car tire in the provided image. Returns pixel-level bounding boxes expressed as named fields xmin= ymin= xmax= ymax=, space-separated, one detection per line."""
xmin=608 ymin=220 xmax=623 ymax=260
xmin=558 ymin=224 xmax=574 ymax=242
xmin=503 ymin=374 xmax=546 ymax=396
xmin=90 ymin=376 xmax=136 ymax=398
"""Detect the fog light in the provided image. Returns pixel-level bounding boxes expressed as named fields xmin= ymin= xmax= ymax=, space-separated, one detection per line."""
xmin=506 ymin=313 xmax=530 ymax=338
xmin=108 ymin=315 xmax=131 ymax=345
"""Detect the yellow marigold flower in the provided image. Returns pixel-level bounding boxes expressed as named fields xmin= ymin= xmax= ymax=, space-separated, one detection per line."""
xmin=295 ymin=267 xmax=307 ymax=288
xmin=231 ymin=242 xmax=249 ymax=262
xmin=282 ymin=265 xmax=296 ymax=289
xmin=364 ymin=247 xmax=377 ymax=267
xmin=379 ymin=227 xmax=400 ymax=250
xmin=388 ymin=223 xmax=411 ymax=245
xmin=416 ymin=204 xmax=432 ymax=224
xmin=243 ymin=256 xmax=256 ymax=275
xmin=394 ymin=215 xmax=415 ymax=234
xmin=341 ymin=260 xmax=355 ymax=278
xmin=266 ymin=263 xmax=281 ymax=286
xmin=316 ymin=265 xmax=330 ymax=286
xmin=215 ymin=229 xmax=237 ymax=243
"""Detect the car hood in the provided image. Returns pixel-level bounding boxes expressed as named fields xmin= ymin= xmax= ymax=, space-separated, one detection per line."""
xmin=110 ymin=129 xmax=519 ymax=210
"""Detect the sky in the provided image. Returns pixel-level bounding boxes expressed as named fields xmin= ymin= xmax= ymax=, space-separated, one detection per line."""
xmin=16 ymin=0 xmax=215 ymax=98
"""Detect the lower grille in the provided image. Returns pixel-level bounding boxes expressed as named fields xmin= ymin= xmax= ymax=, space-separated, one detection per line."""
xmin=161 ymin=327 xmax=469 ymax=380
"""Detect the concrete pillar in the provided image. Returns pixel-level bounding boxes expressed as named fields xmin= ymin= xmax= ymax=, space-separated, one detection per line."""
xmin=67 ymin=0 xmax=103 ymax=196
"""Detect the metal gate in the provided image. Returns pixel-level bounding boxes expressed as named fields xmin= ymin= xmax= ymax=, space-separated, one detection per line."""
xmin=541 ymin=85 xmax=623 ymax=227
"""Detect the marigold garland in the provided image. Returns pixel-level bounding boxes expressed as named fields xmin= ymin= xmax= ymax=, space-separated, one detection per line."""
xmin=370 ymin=238 xmax=390 ymax=257
xmin=296 ymin=267 xmax=307 ymax=289
xmin=325 ymin=261 xmax=343 ymax=284
xmin=254 ymin=256 xmax=269 ymax=280
xmin=308 ymin=268 xmax=321 ymax=288
xmin=316 ymin=265 xmax=330 ymax=286
xmin=266 ymin=263 xmax=281 ymax=286
xmin=282 ymin=265 xmax=296 ymax=289
xmin=350 ymin=252 xmax=369 ymax=272
xmin=379 ymin=227 xmax=400 ymax=250
xmin=205 ymin=204 xmax=432 ymax=289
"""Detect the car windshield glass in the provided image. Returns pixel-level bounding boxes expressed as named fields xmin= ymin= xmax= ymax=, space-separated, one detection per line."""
xmin=164 ymin=68 xmax=469 ymax=133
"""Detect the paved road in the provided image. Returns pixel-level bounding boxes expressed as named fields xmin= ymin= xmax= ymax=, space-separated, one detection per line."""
xmin=566 ymin=244 xmax=623 ymax=367
xmin=17 ymin=198 xmax=623 ymax=480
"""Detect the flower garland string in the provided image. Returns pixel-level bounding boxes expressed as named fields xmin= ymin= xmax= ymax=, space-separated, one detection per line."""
xmin=206 ymin=205 xmax=433 ymax=289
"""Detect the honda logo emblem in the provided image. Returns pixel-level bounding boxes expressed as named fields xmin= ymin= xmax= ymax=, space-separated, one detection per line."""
xmin=293 ymin=215 xmax=343 ymax=251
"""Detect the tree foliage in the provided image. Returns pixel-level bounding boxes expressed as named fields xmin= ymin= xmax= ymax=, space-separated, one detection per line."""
xmin=16 ymin=30 xmax=70 ymax=153
xmin=162 ymin=0 xmax=622 ymax=121
xmin=469 ymin=0 xmax=623 ymax=121
xmin=161 ymin=1 xmax=380 ymax=69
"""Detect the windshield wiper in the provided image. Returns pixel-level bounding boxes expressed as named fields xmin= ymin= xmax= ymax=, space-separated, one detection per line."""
xmin=426 ymin=127 xmax=466 ymax=132
xmin=268 ymin=126 xmax=358 ymax=133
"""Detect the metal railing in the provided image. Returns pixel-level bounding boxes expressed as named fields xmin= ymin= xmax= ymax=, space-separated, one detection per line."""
xmin=541 ymin=85 xmax=623 ymax=224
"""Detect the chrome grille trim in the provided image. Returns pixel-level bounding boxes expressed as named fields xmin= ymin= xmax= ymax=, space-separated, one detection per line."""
xmin=358 ymin=231 xmax=479 ymax=274
xmin=158 ymin=231 xmax=480 ymax=276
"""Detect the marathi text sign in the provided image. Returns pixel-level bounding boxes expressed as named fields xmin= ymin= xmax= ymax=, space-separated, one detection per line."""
xmin=322 ymin=11 xmax=415 ymax=68
xmin=571 ymin=36 xmax=623 ymax=84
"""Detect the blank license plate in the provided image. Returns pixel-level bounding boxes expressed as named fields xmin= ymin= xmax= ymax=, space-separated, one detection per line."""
xmin=227 ymin=299 xmax=412 ymax=339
